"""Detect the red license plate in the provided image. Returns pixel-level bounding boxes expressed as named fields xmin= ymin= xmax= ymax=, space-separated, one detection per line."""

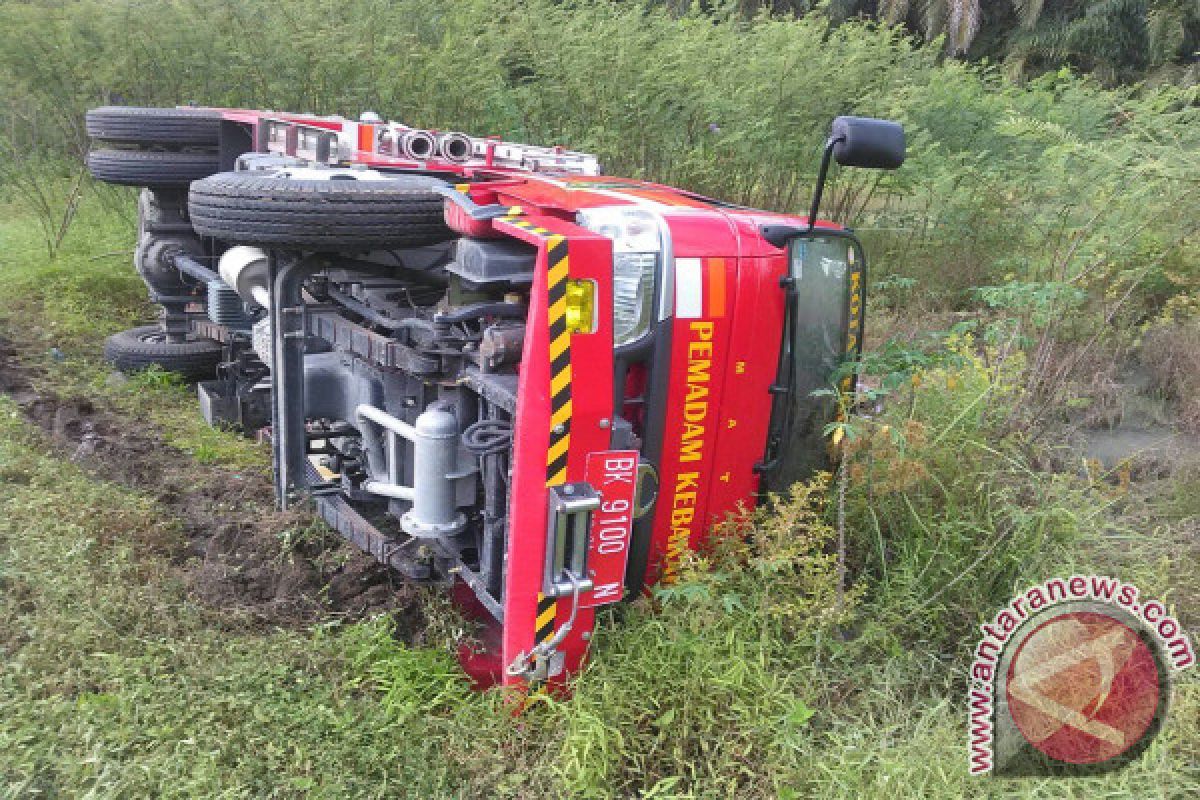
xmin=582 ymin=450 xmax=638 ymax=608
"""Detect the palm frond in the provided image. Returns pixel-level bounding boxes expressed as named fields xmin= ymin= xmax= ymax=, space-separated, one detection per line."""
xmin=919 ymin=0 xmax=948 ymax=43
xmin=1010 ymin=23 xmax=1073 ymax=62
xmin=1012 ymin=0 xmax=1046 ymax=29
xmin=1147 ymin=6 xmax=1188 ymax=66
xmin=877 ymin=0 xmax=912 ymax=25
xmin=946 ymin=0 xmax=982 ymax=53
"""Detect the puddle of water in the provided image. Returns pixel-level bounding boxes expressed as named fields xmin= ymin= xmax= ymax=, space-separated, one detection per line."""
xmin=1078 ymin=426 xmax=1197 ymax=470
xmin=1070 ymin=368 xmax=1198 ymax=472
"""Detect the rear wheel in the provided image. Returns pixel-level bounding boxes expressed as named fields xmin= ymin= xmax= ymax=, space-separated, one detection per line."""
xmin=86 ymin=106 xmax=221 ymax=146
xmin=104 ymin=325 xmax=223 ymax=380
xmin=88 ymin=149 xmax=221 ymax=188
xmin=188 ymin=172 xmax=453 ymax=251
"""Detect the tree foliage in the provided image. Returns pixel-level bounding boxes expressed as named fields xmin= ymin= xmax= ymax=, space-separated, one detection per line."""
xmin=1 ymin=0 xmax=1195 ymax=303
xmin=735 ymin=0 xmax=1200 ymax=84
xmin=0 ymin=1 xmax=1196 ymax=401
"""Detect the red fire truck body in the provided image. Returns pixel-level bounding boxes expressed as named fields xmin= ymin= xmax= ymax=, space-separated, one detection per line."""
xmin=85 ymin=106 xmax=898 ymax=689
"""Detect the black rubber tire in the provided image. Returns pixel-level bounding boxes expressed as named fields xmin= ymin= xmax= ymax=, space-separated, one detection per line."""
xmin=86 ymin=106 xmax=221 ymax=146
xmin=103 ymin=325 xmax=223 ymax=380
xmin=188 ymin=172 xmax=453 ymax=251
xmin=88 ymin=149 xmax=221 ymax=188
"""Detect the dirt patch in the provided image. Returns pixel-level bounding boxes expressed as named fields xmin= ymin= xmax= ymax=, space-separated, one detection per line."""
xmin=0 ymin=335 xmax=426 ymax=634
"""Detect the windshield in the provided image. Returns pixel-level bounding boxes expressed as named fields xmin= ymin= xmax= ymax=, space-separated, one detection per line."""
xmin=792 ymin=237 xmax=854 ymax=402
xmin=765 ymin=234 xmax=862 ymax=490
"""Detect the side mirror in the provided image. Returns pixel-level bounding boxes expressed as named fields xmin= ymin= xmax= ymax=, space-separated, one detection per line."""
xmin=830 ymin=116 xmax=905 ymax=170
xmin=760 ymin=116 xmax=906 ymax=248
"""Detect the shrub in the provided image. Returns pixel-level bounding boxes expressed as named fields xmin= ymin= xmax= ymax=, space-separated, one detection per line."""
xmin=841 ymin=343 xmax=1098 ymax=653
xmin=1141 ymin=317 xmax=1200 ymax=434
xmin=551 ymin=477 xmax=850 ymax=797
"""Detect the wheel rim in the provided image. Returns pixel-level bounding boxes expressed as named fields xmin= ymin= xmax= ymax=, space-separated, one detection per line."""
xmin=138 ymin=329 xmax=195 ymax=345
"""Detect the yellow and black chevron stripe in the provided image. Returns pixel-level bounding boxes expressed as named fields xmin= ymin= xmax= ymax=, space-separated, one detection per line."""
xmin=501 ymin=220 xmax=572 ymax=488
xmin=537 ymin=234 xmax=572 ymax=650
xmin=503 ymin=218 xmax=574 ymax=651
xmin=535 ymin=591 xmax=557 ymax=644
xmin=840 ymin=263 xmax=864 ymax=394
xmin=504 ymin=215 xmax=544 ymax=235
xmin=543 ymin=234 xmax=572 ymax=487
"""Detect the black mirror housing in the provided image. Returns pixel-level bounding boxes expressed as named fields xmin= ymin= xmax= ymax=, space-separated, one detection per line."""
xmin=764 ymin=116 xmax=907 ymax=248
xmin=831 ymin=116 xmax=905 ymax=170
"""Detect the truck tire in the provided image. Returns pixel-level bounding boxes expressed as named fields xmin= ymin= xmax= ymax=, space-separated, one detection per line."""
xmin=88 ymin=149 xmax=221 ymax=188
xmin=137 ymin=188 xmax=193 ymax=234
xmin=104 ymin=325 xmax=223 ymax=380
xmin=188 ymin=172 xmax=453 ymax=251
xmin=86 ymin=106 xmax=221 ymax=146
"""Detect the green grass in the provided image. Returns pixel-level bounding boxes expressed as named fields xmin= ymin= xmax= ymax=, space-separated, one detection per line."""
xmin=1 ymin=393 xmax=1195 ymax=798
xmin=0 ymin=186 xmax=266 ymax=472
xmin=1 ymin=188 xmax=1197 ymax=797
xmin=0 ymin=397 xmax=501 ymax=797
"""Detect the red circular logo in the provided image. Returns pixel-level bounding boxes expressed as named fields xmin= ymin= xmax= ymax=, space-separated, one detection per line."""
xmin=1006 ymin=611 xmax=1161 ymax=765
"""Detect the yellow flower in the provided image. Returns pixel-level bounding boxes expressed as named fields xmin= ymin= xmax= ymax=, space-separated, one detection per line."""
xmin=831 ymin=426 xmax=845 ymax=448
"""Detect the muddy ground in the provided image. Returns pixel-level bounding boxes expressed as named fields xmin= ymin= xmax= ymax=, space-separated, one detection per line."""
xmin=0 ymin=335 xmax=428 ymax=635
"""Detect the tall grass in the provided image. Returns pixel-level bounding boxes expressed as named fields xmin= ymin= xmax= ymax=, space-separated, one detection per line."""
xmin=10 ymin=0 xmax=1180 ymax=444
xmin=3 ymin=1 xmax=1197 ymax=398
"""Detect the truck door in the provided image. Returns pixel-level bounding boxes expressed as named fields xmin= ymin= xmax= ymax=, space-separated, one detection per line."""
xmin=762 ymin=232 xmax=865 ymax=491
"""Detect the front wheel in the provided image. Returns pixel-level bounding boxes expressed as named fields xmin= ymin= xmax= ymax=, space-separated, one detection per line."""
xmin=103 ymin=325 xmax=223 ymax=380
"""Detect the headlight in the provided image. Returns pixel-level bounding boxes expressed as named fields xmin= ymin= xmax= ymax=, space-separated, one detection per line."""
xmin=576 ymin=207 xmax=665 ymax=346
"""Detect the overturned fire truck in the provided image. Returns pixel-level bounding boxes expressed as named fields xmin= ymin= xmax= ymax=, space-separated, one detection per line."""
xmin=85 ymin=105 xmax=904 ymax=687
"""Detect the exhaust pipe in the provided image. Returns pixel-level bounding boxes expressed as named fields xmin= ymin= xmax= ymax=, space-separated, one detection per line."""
xmin=218 ymin=245 xmax=270 ymax=309
xmin=437 ymin=132 xmax=473 ymax=163
xmin=399 ymin=129 xmax=437 ymax=161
